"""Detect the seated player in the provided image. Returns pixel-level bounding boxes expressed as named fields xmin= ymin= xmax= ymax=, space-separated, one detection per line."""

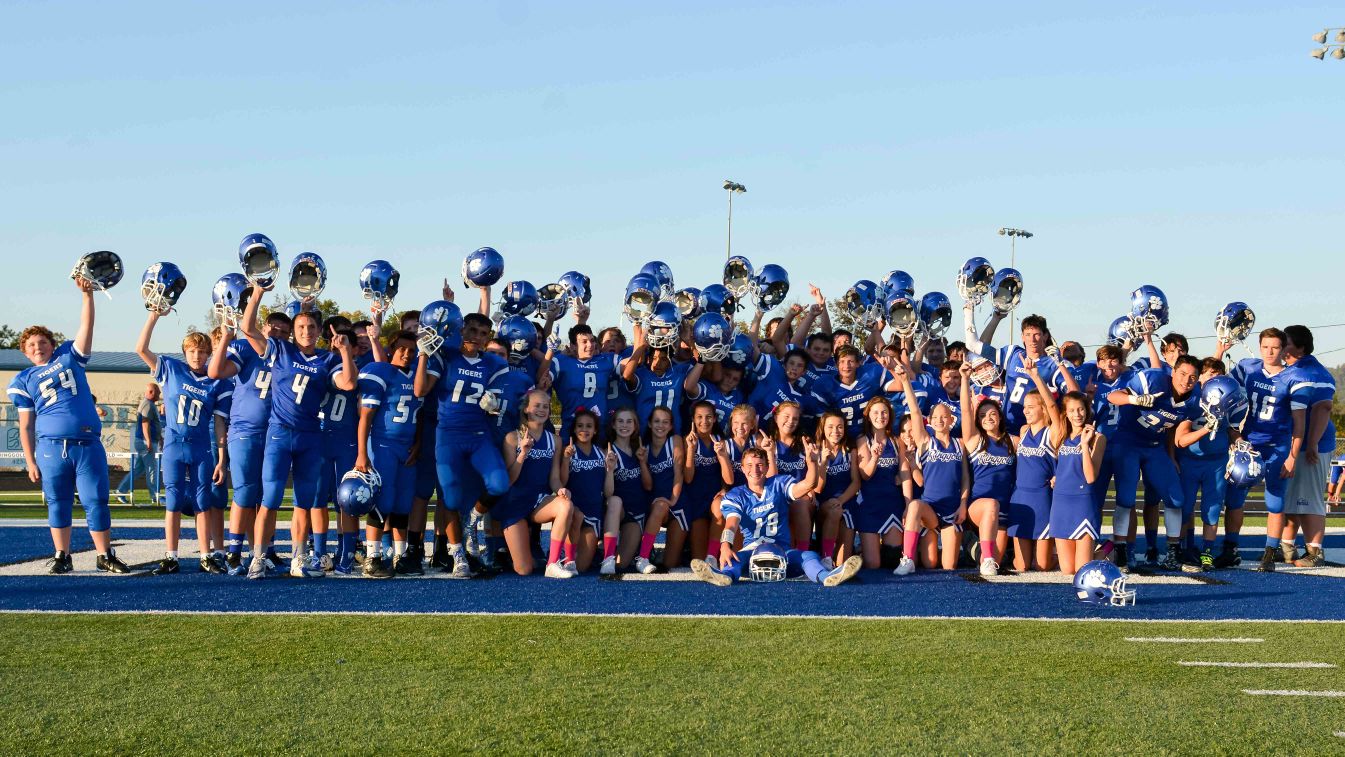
xmin=690 ymin=446 xmax=862 ymax=587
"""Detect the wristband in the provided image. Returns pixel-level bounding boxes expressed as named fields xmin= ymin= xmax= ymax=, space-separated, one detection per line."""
xmin=720 ymin=529 xmax=736 ymax=544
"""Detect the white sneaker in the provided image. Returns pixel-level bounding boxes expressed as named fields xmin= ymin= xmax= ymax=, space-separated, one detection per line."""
xmin=562 ymin=561 xmax=578 ymax=576
xmin=290 ymin=556 xmax=323 ymax=578
xmin=703 ymin=555 xmax=719 ymax=570
xmin=599 ymin=556 xmax=617 ymax=575
xmin=450 ymin=555 xmax=473 ymax=580
xmin=979 ymin=557 xmax=1000 ymax=577
xmin=820 ymin=556 xmax=836 ymax=571
xmin=318 ymin=553 xmax=334 ymax=572
xmin=894 ymin=556 xmax=916 ymax=576
xmin=246 ymin=556 xmax=267 ymax=580
xmin=823 ymin=555 xmax=863 ymax=588
xmin=634 ymin=556 xmax=657 ymax=575
xmin=690 ymin=559 xmax=732 ymax=587
xmin=465 ymin=513 xmax=482 ymax=558
xmin=544 ymin=561 xmax=574 ymax=579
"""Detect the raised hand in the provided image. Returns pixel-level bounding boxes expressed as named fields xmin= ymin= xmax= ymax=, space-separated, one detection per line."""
xmin=713 ymin=437 xmax=729 ymax=459
xmin=605 ymin=445 xmax=618 ymax=472
xmin=635 ymin=446 xmax=648 ymax=465
xmin=518 ymin=428 xmax=535 ymax=457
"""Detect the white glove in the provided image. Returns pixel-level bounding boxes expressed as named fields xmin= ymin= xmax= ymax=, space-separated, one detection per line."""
xmin=479 ymin=391 xmax=501 ymax=415
xmin=1129 ymin=392 xmax=1161 ymax=408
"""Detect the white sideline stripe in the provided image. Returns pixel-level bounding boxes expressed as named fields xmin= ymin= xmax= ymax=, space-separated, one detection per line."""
xmin=1234 ymin=563 xmax=1345 ymax=578
xmin=984 ymin=573 xmax=1204 ymax=585
xmin=619 ymin=569 xmax=700 ymax=581
xmin=1335 ymin=731 xmax=1345 ymax=738
xmin=2 ymin=609 xmax=1345 ymax=624
xmin=1242 ymin=689 xmax=1345 ymax=698
xmin=1126 ymin=637 xmax=1263 ymax=643
xmin=1179 ymin=661 xmax=1335 ymax=669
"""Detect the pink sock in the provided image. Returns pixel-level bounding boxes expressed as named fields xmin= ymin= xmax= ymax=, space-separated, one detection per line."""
xmin=980 ymin=540 xmax=995 ymax=561
xmin=548 ymin=535 xmax=564 ymax=565
xmin=707 ymin=538 xmax=719 ymax=557
xmin=822 ymin=539 xmax=836 ymax=558
xmin=793 ymin=539 xmax=810 ymax=552
xmin=903 ymin=529 xmax=919 ymax=558
xmin=639 ymin=533 xmax=656 ymax=559
xmin=564 ymin=540 xmax=576 ymax=563
xmin=602 ymin=536 xmax=617 ymax=560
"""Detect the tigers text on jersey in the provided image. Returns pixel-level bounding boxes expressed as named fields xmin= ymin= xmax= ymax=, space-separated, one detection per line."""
xmin=263 ymin=338 xmax=345 ymax=433
xmin=359 ymin=362 xmax=423 ymax=445
xmin=6 ymin=341 xmax=101 ymax=440
xmin=1116 ymin=369 xmax=1200 ymax=447
xmin=550 ymin=353 xmax=622 ymax=422
xmin=720 ymin=475 xmax=796 ymax=549
xmin=692 ymin=381 xmax=743 ymax=433
xmin=154 ymin=356 xmax=230 ymax=445
xmin=427 ymin=350 xmax=511 ymax=435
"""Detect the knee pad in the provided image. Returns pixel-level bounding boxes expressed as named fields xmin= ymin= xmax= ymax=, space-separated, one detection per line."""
xmin=388 ymin=513 xmax=409 ymax=530
xmin=367 ymin=510 xmax=386 ymax=529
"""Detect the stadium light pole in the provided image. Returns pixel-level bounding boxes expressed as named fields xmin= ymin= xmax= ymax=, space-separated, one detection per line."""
xmin=1310 ymin=28 xmax=1345 ymax=59
xmin=724 ymin=180 xmax=746 ymax=260
xmin=998 ymin=227 xmax=1033 ymax=345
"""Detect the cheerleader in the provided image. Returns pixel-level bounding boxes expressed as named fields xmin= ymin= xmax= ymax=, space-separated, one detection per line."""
xmin=602 ymin=407 xmax=650 ymax=574
xmin=498 ymin=389 xmax=577 ymax=578
xmin=853 ymin=397 xmax=908 ymax=568
xmin=631 ymin=406 xmax=684 ymax=574
xmin=559 ymin=410 xmax=613 ymax=573
xmin=892 ymin=364 xmax=969 ymax=574
xmin=1007 ymin=361 xmax=1059 ymax=572
xmin=675 ymin=401 xmax=724 ymax=568
xmin=1047 ymin=388 xmax=1106 ymax=575
xmin=815 ymin=410 xmax=859 ymax=569
xmin=765 ymin=401 xmax=817 ymax=555
xmin=959 ymin=362 xmax=1011 ymax=576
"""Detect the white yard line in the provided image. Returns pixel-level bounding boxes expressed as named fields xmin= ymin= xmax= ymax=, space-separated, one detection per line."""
xmin=1179 ymin=661 xmax=1335 ymax=669
xmin=1126 ymin=637 xmax=1264 ymax=643
xmin=1242 ymin=690 xmax=1345 ymax=698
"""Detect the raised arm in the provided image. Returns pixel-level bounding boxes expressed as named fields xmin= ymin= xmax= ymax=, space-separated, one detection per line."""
xmin=208 ymin=326 xmax=238 ymax=381
xmin=72 ymin=279 xmax=96 ymax=355
xmin=134 ymin=311 xmax=160 ymax=372
xmin=238 ymin=284 xmax=268 ymax=356
xmin=771 ymin=306 xmax=798 ymax=356
xmin=958 ymin=362 xmax=979 ymax=445
xmin=892 ymin=364 xmax=930 ymax=447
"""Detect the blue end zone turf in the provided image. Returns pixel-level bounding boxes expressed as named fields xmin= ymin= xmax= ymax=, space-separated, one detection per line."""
xmin=1 ymin=526 xmax=1342 ymax=621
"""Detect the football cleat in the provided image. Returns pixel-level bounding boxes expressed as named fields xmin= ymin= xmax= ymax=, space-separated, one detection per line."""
xmin=544 ymin=561 xmax=575 ymax=579
xmin=449 ymin=555 xmax=474 ymax=580
xmin=395 ymin=549 xmax=424 ymax=576
xmin=96 ymin=550 xmax=131 ymax=574
xmin=1279 ymin=543 xmax=1298 ymax=563
xmin=819 ymin=556 xmax=836 ymax=572
xmin=822 ymin=555 xmax=863 ymax=588
xmin=225 ymin=552 xmax=245 ymax=575
xmin=1144 ymin=546 xmax=1160 ymax=568
xmin=290 ymin=556 xmax=324 ymax=579
xmin=200 ymin=554 xmax=227 ymax=575
xmin=363 ymin=555 xmax=393 ymax=579
xmin=429 ymin=547 xmax=450 ymax=570
xmin=1294 ymin=547 xmax=1326 ymax=568
xmin=599 ymin=556 xmax=617 ymax=576
xmin=247 ymin=556 xmax=267 ymax=580
xmin=1199 ymin=550 xmax=1214 ymax=572
xmin=633 ymin=556 xmax=657 ymax=575
xmin=1111 ymin=543 xmax=1131 ymax=574
xmin=335 ymin=553 xmax=355 ymax=576
xmin=979 ymin=557 xmax=1000 ymax=576
xmin=690 ymin=559 xmax=732 ymax=587
xmin=47 ymin=551 xmax=73 ymax=575
xmin=893 ymin=557 xmax=916 ymax=576
xmin=1256 ymin=546 xmax=1277 ymax=573
xmin=1158 ymin=545 xmax=1181 ymax=571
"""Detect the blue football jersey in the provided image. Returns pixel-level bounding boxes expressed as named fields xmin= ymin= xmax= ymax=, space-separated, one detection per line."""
xmin=225 ymin=338 xmax=273 ymax=440
xmin=488 ymin=367 xmax=536 ymax=437
xmin=1231 ymin=358 xmax=1301 ymax=447
xmin=359 ymin=362 xmax=423 ymax=445
xmin=6 ymin=341 xmax=101 ymax=440
xmin=631 ymin=362 xmax=693 ymax=433
xmin=1288 ymin=355 xmax=1337 ymax=455
xmin=991 ymin=346 xmax=1067 ymax=431
xmin=429 ymin=350 xmax=511 ymax=434
xmin=1116 ymin=369 xmax=1200 ymax=447
xmin=810 ymin=362 xmax=892 ymax=438
xmin=1065 ymin=361 xmax=1098 ymax=390
xmin=264 ymin=338 xmax=343 ymax=433
xmin=155 ymin=356 xmax=229 ymax=445
xmin=720 ymin=474 xmax=795 ymax=548
xmin=748 ymin=353 xmax=810 ymax=422
xmin=798 ymin=358 xmax=837 ymax=394
xmin=692 ymin=380 xmax=744 ymax=433
xmin=550 ymin=352 xmax=622 ymax=423
xmin=1092 ymin=369 xmax=1134 ymax=439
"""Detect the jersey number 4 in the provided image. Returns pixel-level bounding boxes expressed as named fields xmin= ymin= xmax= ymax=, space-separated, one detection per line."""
xmin=38 ymin=369 xmax=77 ymax=406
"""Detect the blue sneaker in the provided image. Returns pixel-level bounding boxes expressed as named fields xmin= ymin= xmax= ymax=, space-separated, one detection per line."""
xmin=335 ymin=553 xmax=355 ymax=576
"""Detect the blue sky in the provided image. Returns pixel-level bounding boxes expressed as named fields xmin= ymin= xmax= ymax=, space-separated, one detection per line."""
xmin=3 ymin=2 xmax=1343 ymax=358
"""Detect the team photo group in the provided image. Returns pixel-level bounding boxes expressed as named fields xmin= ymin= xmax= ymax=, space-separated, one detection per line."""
xmin=9 ymin=236 xmax=1337 ymax=602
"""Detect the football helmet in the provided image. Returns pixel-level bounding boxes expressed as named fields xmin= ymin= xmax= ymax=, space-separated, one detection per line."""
xmin=284 ymin=301 xmax=302 ymax=320
xmin=462 ymin=247 xmax=505 ymax=289
xmin=70 ymin=250 xmax=124 ymax=292
xmin=499 ymin=281 xmax=539 ymax=317
xmin=288 ymin=252 xmax=327 ymax=302
xmin=1129 ymin=285 xmax=1169 ymax=334
xmin=692 ymin=312 xmax=734 ymax=362
xmin=359 ymin=260 xmax=400 ymax=314
xmin=956 ymin=256 xmax=995 ymax=305
xmin=726 ymin=333 xmax=754 ymax=367
xmin=673 ymin=287 xmax=703 ymax=318
xmin=140 ymin=262 xmax=187 ymax=315
xmin=1073 ymin=559 xmax=1136 ymax=606
xmin=1214 ymin=301 xmax=1256 ymax=346
xmin=639 ymin=261 xmax=676 ymax=301
xmin=497 ymin=316 xmax=538 ymax=365
xmin=698 ymin=284 xmax=738 ymax=319
xmin=917 ymin=291 xmax=953 ymax=340
xmin=990 ymin=268 xmax=1023 ymax=315
xmin=238 ymin=233 xmax=279 ymax=288
xmin=878 ymin=270 xmax=915 ymax=303
xmin=748 ymin=542 xmax=788 ymax=582
xmin=1200 ymin=375 xmax=1249 ymax=426
xmin=335 ymin=468 xmax=382 ymax=518
xmin=646 ymin=302 xmax=681 ymax=349
xmin=211 ymin=273 xmax=252 ymax=329
xmin=536 ymin=282 xmax=569 ymax=321
xmin=752 ymin=264 xmax=790 ymax=311
xmin=723 ymin=255 xmax=755 ymax=298
xmin=417 ymin=300 xmax=464 ymax=356
xmin=1226 ymin=440 xmax=1265 ymax=487
xmin=1107 ymin=315 xmax=1136 ymax=349
xmin=967 ymin=356 xmax=1002 ymax=390
xmin=624 ymin=273 xmax=659 ymax=324
xmin=885 ymin=291 xmax=920 ymax=339
xmin=843 ymin=280 xmax=881 ymax=328
xmin=558 ymin=270 xmax=591 ymax=304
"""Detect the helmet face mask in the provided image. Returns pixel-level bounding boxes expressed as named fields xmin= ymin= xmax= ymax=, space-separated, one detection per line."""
xmin=537 ymin=283 xmax=570 ymax=321
xmin=990 ymin=268 xmax=1023 ymax=315
xmin=238 ymin=234 xmax=279 ymax=288
xmin=646 ymin=303 xmax=681 ymax=349
xmin=752 ymin=264 xmax=790 ymax=311
xmin=624 ymin=274 xmax=659 ymax=325
xmin=1214 ymin=302 xmax=1256 ymax=346
xmin=639 ymin=261 xmax=676 ymax=301
xmin=748 ymin=543 xmax=788 ymax=582
xmin=967 ymin=356 xmax=1002 ymax=389
xmin=359 ymin=260 xmax=400 ymax=314
xmin=289 ymin=253 xmax=327 ymax=302
xmin=71 ymin=250 xmax=125 ymax=292
xmin=212 ymin=273 xmax=252 ymax=329
xmin=558 ymin=271 xmax=591 ymax=306
xmin=673 ymin=287 xmax=703 ymax=318
xmin=1129 ymin=285 xmax=1170 ymax=335
xmin=844 ymin=280 xmax=879 ymax=327
xmin=918 ymin=292 xmax=952 ymax=340
xmin=417 ymin=300 xmax=464 ymax=356
xmin=498 ymin=316 xmax=539 ymax=365
xmin=1226 ymin=440 xmax=1265 ymax=486
xmin=140 ymin=262 xmax=187 ymax=315
xmin=1107 ymin=315 xmax=1137 ymax=349
xmin=692 ymin=312 xmax=734 ymax=362
xmin=1074 ymin=560 xmax=1136 ymax=606
xmin=957 ymin=257 xmax=995 ymax=305
xmin=723 ymin=256 xmax=755 ymax=298
xmin=885 ymin=293 xmax=919 ymax=339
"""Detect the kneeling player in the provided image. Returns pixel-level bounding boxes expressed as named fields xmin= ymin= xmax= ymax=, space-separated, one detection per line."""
xmin=690 ymin=445 xmax=862 ymax=587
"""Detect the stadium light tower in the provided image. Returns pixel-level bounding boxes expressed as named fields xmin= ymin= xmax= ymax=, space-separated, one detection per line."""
xmin=724 ymin=180 xmax=746 ymax=260
xmin=998 ymin=227 xmax=1033 ymax=345
xmin=1309 ymin=28 xmax=1345 ymax=59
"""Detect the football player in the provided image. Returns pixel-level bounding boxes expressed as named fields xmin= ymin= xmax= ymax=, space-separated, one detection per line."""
xmin=315 ymin=324 xmax=361 ymax=572
xmin=963 ymin=304 xmax=1067 ymax=434
xmin=1174 ymin=358 xmax=1237 ymax=570
xmin=541 ymin=324 xmax=625 ymax=442
xmin=1281 ymin=325 xmax=1335 ymax=567
xmin=809 ymin=345 xmax=900 ymax=440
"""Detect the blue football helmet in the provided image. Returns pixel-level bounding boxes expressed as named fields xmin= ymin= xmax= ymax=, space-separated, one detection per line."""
xmin=1073 ymin=559 xmax=1136 ymax=606
xmin=673 ymin=287 xmax=703 ymax=318
xmin=624 ymin=273 xmax=659 ymax=324
xmin=1201 ymin=375 xmax=1249 ymax=425
xmin=698 ymin=284 xmax=738 ymax=319
xmin=639 ymin=261 xmax=676 ymax=301
xmin=646 ymin=302 xmax=682 ymax=349
xmin=497 ymin=316 xmax=538 ymax=365
xmin=359 ymin=260 xmax=400 ymax=314
xmin=417 ymin=300 xmax=464 ymax=355
xmin=289 ymin=252 xmax=327 ymax=302
xmin=70 ymin=250 xmax=124 ymax=292
xmin=537 ymin=282 xmax=569 ymax=321
xmin=752 ymin=264 xmax=790 ymax=311
xmin=990 ymin=268 xmax=1023 ymax=315
xmin=1215 ymin=301 xmax=1256 ymax=346
xmin=238 ymin=233 xmax=278 ymax=288
xmin=335 ymin=468 xmax=382 ymax=518
xmin=967 ymin=355 xmax=1003 ymax=390
xmin=879 ymin=270 xmax=915 ymax=304
xmin=211 ymin=273 xmax=252 ymax=329
xmin=1226 ymin=440 xmax=1265 ymax=487
xmin=692 ymin=312 xmax=734 ymax=362
xmin=284 ymin=301 xmax=302 ymax=320
xmin=956 ymin=256 xmax=995 ymax=305
xmin=499 ymin=281 xmax=539 ymax=317
xmin=844 ymin=280 xmax=881 ymax=328
xmin=1129 ymin=285 xmax=1169 ymax=334
xmin=1107 ymin=315 xmax=1136 ymax=349
xmin=726 ymin=333 xmax=754 ymax=367
xmin=462 ymin=247 xmax=505 ymax=288
xmin=748 ymin=542 xmax=788 ymax=582
xmin=139 ymin=262 xmax=187 ymax=315
xmin=558 ymin=271 xmax=591 ymax=304
xmin=918 ymin=291 xmax=953 ymax=340
xmin=885 ymin=291 xmax=920 ymax=339
xmin=723 ymin=255 xmax=755 ymax=298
